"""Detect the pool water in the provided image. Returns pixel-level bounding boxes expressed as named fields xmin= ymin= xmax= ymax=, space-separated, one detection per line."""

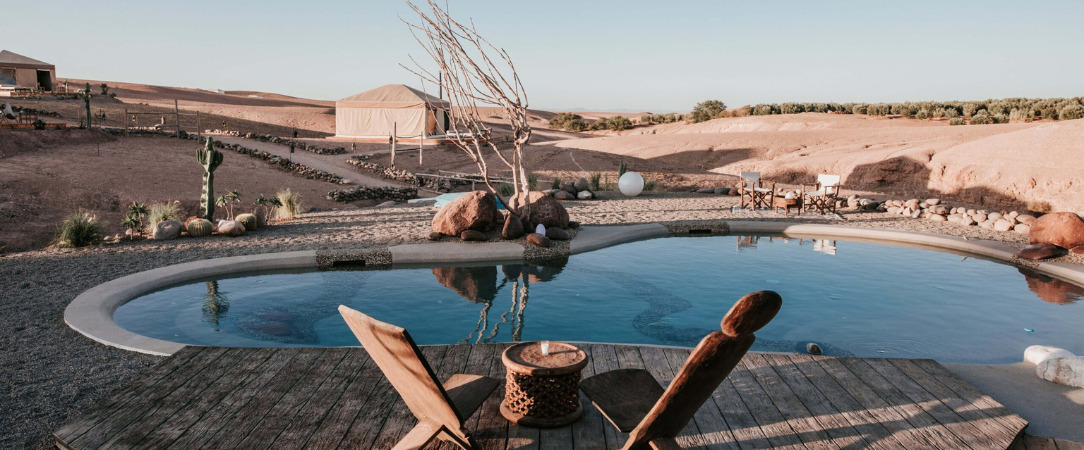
xmin=114 ymin=235 xmax=1084 ymax=363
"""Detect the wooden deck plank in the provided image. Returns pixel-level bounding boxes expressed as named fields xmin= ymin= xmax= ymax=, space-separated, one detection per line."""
xmin=639 ymin=346 xmax=709 ymax=450
xmin=783 ymin=354 xmax=908 ymax=449
xmin=738 ymin=355 xmax=838 ymax=449
xmin=54 ymin=346 xmax=203 ymax=446
xmin=135 ymin=348 xmax=273 ymax=449
xmin=66 ymin=346 xmax=233 ymax=449
xmin=863 ymin=358 xmax=994 ymax=447
xmin=836 ymin=357 xmax=972 ymax=449
xmin=591 ymin=343 xmax=629 ymax=449
xmin=301 ymin=350 xmax=381 ymax=450
xmin=53 ymin=345 xmax=1033 ymax=450
xmin=196 ymin=348 xmax=325 ymax=449
xmin=660 ymin=347 xmax=741 ymax=449
xmin=725 ymin=355 xmax=807 ymax=449
xmin=759 ymin=354 xmax=871 ymax=449
xmin=567 ymin=344 xmax=606 ymax=450
xmin=167 ymin=348 xmax=303 ymax=450
xmin=888 ymin=358 xmax=1021 ymax=446
xmin=910 ymin=359 xmax=1031 ymax=435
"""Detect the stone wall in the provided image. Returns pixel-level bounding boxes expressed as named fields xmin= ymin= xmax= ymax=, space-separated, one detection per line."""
xmin=326 ymin=185 xmax=418 ymax=203
xmin=204 ymin=130 xmax=346 ymax=155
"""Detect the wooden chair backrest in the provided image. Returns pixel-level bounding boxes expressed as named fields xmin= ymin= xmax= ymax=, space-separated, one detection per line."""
xmin=627 ymin=291 xmax=783 ymax=446
xmin=338 ymin=305 xmax=464 ymax=427
xmin=739 ymin=171 xmax=761 ymax=188
xmin=818 ymin=174 xmax=841 ymax=194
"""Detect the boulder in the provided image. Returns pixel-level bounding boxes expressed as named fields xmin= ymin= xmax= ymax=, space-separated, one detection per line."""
xmin=218 ymin=220 xmax=246 ymax=237
xmin=1036 ymin=356 xmax=1084 ymax=388
xmin=973 ymin=213 xmax=987 ymax=223
xmin=460 ymin=230 xmax=487 ymax=241
xmin=428 ymin=231 xmax=442 ymax=241
xmin=1015 ymin=224 xmax=1031 ymax=234
xmin=960 ymin=216 xmax=976 ymax=226
xmin=501 ymin=213 xmax=524 ymax=240
xmin=574 ymin=177 xmax=590 ymax=192
xmin=152 ymin=220 xmax=182 ymax=240
xmin=1073 ymin=245 xmax=1084 ymax=254
xmin=577 ymin=190 xmax=593 ymax=200
xmin=1016 ymin=243 xmax=1067 ymax=260
xmin=847 ymin=196 xmax=860 ymax=209
xmin=546 ymin=227 xmax=570 ymax=241
xmin=714 ymin=187 xmax=731 ymax=195
xmin=926 ymin=198 xmax=940 ymax=205
xmin=993 ymin=219 xmax=1013 ymax=232
xmin=554 ymin=190 xmax=575 ymax=200
xmin=1024 ymin=345 xmax=1074 ymax=365
xmin=568 ymin=220 xmax=581 ymax=229
xmin=560 ymin=182 xmax=578 ymax=194
xmin=928 ymin=214 xmax=946 ymax=221
xmin=988 ymin=212 xmax=1003 ymax=221
xmin=431 ymin=190 xmax=502 ymax=236
xmin=525 ymin=233 xmax=551 ymax=247
xmin=510 ymin=191 xmax=570 ymax=229
xmin=1029 ymin=212 xmax=1084 ymax=249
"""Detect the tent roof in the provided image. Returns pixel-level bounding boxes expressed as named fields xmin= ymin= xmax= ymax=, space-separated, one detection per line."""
xmin=337 ymin=84 xmax=447 ymax=108
xmin=0 ymin=50 xmax=54 ymax=68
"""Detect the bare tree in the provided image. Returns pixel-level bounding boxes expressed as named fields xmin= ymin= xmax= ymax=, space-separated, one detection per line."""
xmin=402 ymin=0 xmax=532 ymax=221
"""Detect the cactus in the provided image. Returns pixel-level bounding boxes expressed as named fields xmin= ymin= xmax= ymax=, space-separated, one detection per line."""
xmin=235 ymin=213 xmax=258 ymax=231
xmin=186 ymin=218 xmax=213 ymax=237
xmin=618 ymin=160 xmax=628 ymax=177
xmin=197 ymin=137 xmax=223 ymax=221
xmin=82 ymin=82 xmax=92 ymax=128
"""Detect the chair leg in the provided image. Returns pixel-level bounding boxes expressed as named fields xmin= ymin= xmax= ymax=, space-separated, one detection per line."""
xmin=392 ymin=421 xmax=444 ymax=450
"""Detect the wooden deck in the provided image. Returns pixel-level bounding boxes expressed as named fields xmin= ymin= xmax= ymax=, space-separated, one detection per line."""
xmin=54 ymin=344 xmax=1030 ymax=449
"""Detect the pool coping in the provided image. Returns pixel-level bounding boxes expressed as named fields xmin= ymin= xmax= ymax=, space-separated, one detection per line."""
xmin=64 ymin=222 xmax=1084 ymax=356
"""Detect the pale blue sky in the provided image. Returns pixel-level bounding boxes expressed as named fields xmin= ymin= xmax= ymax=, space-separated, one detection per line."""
xmin=7 ymin=1 xmax=1083 ymax=111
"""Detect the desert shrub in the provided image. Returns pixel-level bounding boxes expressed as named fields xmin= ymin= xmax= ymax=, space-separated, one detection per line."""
xmin=992 ymin=113 xmax=1009 ymax=124
xmin=943 ymin=107 xmax=959 ymax=118
xmin=99 ymin=83 xmax=110 ymax=96
xmin=549 ymin=113 xmax=588 ymax=131
xmin=497 ymin=183 xmax=515 ymax=198
xmin=275 ymin=188 xmax=302 ymax=220
xmin=551 ymin=177 xmax=562 ymax=190
xmin=915 ymin=109 xmax=930 ymax=120
xmin=527 ymin=173 xmax=539 ymax=190
xmin=1039 ymin=107 xmax=1059 ymax=120
xmin=589 ymin=172 xmax=601 ymax=191
xmin=32 ymin=119 xmax=46 ymax=130
xmin=54 ymin=211 xmax=105 ymax=248
xmin=643 ymin=179 xmax=657 ymax=191
xmin=963 ymin=103 xmax=984 ymax=117
xmin=949 ymin=118 xmax=966 ymax=126
xmin=970 ymin=111 xmax=993 ymax=125
xmin=1059 ymin=104 xmax=1084 ymax=120
xmin=640 ymin=113 xmax=683 ymax=124
xmin=146 ymin=201 xmax=181 ymax=231
xmin=752 ymin=104 xmax=775 ymax=115
xmin=688 ymin=99 xmax=727 ymax=123
xmin=1009 ymin=109 xmax=1032 ymax=123
xmin=590 ymin=116 xmax=633 ymax=131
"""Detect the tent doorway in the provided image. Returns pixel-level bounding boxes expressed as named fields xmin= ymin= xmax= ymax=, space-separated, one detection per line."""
xmin=36 ymin=70 xmax=52 ymax=91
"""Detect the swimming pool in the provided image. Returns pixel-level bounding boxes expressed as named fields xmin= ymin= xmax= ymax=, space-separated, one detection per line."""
xmin=114 ymin=235 xmax=1084 ymax=363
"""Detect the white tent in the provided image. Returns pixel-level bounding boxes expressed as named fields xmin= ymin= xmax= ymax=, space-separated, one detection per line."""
xmin=335 ymin=84 xmax=449 ymax=139
xmin=0 ymin=50 xmax=56 ymax=93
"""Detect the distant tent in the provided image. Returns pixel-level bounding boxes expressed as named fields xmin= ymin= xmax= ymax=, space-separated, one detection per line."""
xmin=0 ymin=50 xmax=56 ymax=92
xmin=335 ymin=84 xmax=449 ymax=139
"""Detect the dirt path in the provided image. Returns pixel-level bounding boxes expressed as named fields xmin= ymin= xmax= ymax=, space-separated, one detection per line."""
xmin=213 ymin=136 xmax=401 ymax=188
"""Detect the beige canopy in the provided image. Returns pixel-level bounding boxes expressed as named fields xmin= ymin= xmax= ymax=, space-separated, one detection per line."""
xmin=335 ymin=84 xmax=449 ymax=139
xmin=0 ymin=50 xmax=56 ymax=91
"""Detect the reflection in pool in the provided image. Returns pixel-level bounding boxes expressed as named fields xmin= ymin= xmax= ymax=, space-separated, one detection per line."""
xmin=114 ymin=235 xmax=1084 ymax=363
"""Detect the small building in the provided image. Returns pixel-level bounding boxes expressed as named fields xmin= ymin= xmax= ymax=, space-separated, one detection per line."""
xmin=0 ymin=50 xmax=56 ymax=95
xmin=335 ymin=84 xmax=449 ymax=140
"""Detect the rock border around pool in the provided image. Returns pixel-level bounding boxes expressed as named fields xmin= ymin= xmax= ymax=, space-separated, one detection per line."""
xmin=65 ymin=222 xmax=1084 ymax=356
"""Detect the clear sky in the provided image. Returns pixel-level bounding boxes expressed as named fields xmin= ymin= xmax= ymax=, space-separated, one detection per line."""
xmin=7 ymin=0 xmax=1083 ymax=112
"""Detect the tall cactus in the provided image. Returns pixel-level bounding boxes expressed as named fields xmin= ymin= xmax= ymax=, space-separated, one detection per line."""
xmin=197 ymin=137 xmax=224 ymax=221
xmin=82 ymin=82 xmax=92 ymax=128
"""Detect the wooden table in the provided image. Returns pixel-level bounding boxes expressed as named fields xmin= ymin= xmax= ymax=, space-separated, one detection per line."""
xmin=500 ymin=341 xmax=589 ymax=428
xmin=773 ymin=196 xmax=802 ymax=216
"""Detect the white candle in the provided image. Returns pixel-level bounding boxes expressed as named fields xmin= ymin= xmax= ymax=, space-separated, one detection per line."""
xmin=541 ymin=341 xmax=550 ymax=356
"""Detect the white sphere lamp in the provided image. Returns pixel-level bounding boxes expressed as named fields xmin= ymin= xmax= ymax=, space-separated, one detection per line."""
xmin=619 ymin=171 xmax=644 ymax=197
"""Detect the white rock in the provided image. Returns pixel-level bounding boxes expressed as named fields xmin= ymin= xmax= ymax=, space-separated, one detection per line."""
xmin=1036 ymin=356 xmax=1084 ymax=388
xmin=535 ymin=223 xmax=546 ymax=235
xmin=926 ymin=198 xmax=940 ymax=205
xmin=577 ymin=190 xmax=593 ymax=200
xmin=989 ymin=212 xmax=1003 ymax=221
xmin=993 ymin=219 xmax=1013 ymax=232
xmin=1008 ymin=210 xmax=1019 ymax=219
xmin=1024 ymin=345 xmax=1074 ymax=365
xmin=1014 ymin=223 xmax=1031 ymax=234
xmin=218 ymin=220 xmax=246 ymax=237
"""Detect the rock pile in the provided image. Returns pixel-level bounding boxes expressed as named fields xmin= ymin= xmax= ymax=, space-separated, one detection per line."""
xmin=347 ymin=155 xmax=419 ymax=183
xmin=540 ymin=177 xmax=597 ymax=200
xmin=326 ymin=186 xmax=418 ymax=203
xmin=883 ymin=198 xmax=1034 ymax=233
xmin=240 ymin=132 xmax=347 ymax=155
xmin=694 ymin=186 xmax=739 ymax=196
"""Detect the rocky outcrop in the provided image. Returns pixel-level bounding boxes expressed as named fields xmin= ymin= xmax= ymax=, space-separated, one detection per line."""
xmin=1029 ymin=212 xmax=1084 ymax=250
xmin=510 ymin=191 xmax=569 ymax=229
xmin=431 ymin=190 xmax=502 ymax=236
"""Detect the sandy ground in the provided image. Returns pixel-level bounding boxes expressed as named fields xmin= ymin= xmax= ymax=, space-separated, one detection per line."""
xmin=0 ymin=131 xmax=358 ymax=253
xmin=2 ymin=192 xmax=1082 ymax=449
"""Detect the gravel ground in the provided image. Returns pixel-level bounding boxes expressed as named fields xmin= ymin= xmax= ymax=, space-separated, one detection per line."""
xmin=1 ymin=192 xmax=1079 ymax=449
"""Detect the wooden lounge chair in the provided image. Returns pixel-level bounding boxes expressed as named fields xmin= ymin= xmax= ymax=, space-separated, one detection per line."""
xmin=738 ymin=171 xmax=775 ymax=210
xmin=338 ymin=305 xmax=501 ymax=450
xmin=802 ymin=174 xmax=842 ymax=214
xmin=580 ymin=291 xmax=782 ymax=450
